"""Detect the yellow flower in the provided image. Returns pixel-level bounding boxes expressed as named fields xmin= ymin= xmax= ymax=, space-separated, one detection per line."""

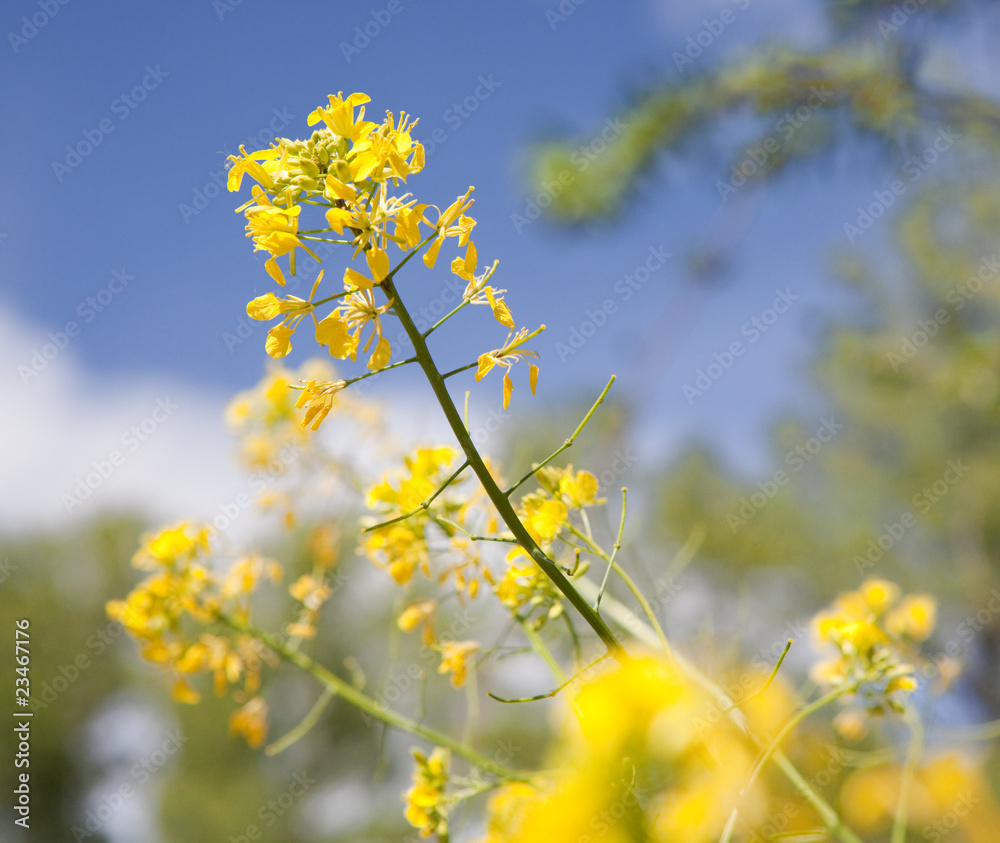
xmin=307 ymin=92 xmax=376 ymax=143
xmin=885 ymin=594 xmax=937 ymax=641
xmin=398 ymin=600 xmax=436 ymax=633
xmin=423 ymin=187 xmax=475 ymax=268
xmin=294 ymin=378 xmax=347 ymax=430
xmin=226 ymin=144 xmax=280 ymax=192
xmin=404 ymin=748 xmax=450 ymax=838
xmin=245 ymin=272 xmax=327 ymax=359
xmin=438 ymin=640 xmax=479 ymax=687
xmin=521 ymin=497 xmax=568 ymax=542
xmin=475 ymin=326 xmax=541 ymax=409
xmin=229 ymin=696 xmax=269 ymax=749
xmin=558 ymin=469 xmax=601 ymax=507
xmin=133 ymin=522 xmax=211 ymax=570
xmin=289 ymin=574 xmax=331 ymax=610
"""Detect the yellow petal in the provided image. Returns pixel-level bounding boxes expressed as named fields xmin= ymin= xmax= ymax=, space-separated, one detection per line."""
xmin=344 ymin=266 xmax=373 ymax=290
xmin=474 ymin=353 xmax=495 ymax=381
xmin=265 ymin=324 xmax=294 ymax=358
xmin=315 ymin=313 xmax=357 ymax=359
xmin=368 ymin=335 xmax=391 ymax=371
xmin=264 ymin=258 xmax=285 ymax=287
xmin=485 ymin=287 xmax=515 ymax=328
xmin=247 ymin=292 xmax=282 ymax=321
xmin=325 ymin=207 xmax=355 ymax=234
xmin=529 ymin=364 xmax=539 ymax=395
xmin=366 ymin=247 xmax=389 ymax=283
xmin=423 ymin=235 xmax=443 ymax=269
xmin=503 ymin=371 xmax=513 ymax=409
xmin=324 ymin=175 xmax=357 ymax=202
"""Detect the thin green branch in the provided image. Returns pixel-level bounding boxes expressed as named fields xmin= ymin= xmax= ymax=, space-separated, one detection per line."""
xmin=504 ymin=375 xmax=616 ymax=497
xmin=265 ymin=687 xmax=335 ymax=756
xmin=363 ymin=460 xmax=469 ymax=532
xmin=489 ymin=653 xmax=609 ymax=704
xmin=565 ymin=522 xmax=670 ymax=655
xmin=442 ymin=361 xmax=480 ymax=379
xmin=596 ymin=488 xmax=628 ymax=611
xmin=343 ymin=355 xmax=418 ymax=387
xmin=722 ymin=639 xmax=793 ymax=713
xmin=222 ymin=614 xmax=527 ymax=780
xmin=425 ymin=298 xmax=472 ymax=338
xmin=430 ymin=515 xmax=518 ymax=544
xmin=892 ymin=707 xmax=924 ymax=843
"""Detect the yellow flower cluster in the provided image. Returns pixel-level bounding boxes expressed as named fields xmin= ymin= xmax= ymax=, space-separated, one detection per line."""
xmin=361 ymin=446 xmax=477 ymax=588
xmin=811 ymin=578 xmax=936 ymax=714
xmin=491 ymin=467 xmax=602 ymax=616
xmin=404 ymin=747 xmax=451 ymax=838
xmin=478 ymin=655 xmax=777 ymax=842
xmin=106 ymin=522 xmax=278 ymax=705
xmin=229 ymin=91 xmax=540 ymax=419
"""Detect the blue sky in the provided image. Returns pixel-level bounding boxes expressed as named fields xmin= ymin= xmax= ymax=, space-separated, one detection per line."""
xmin=4 ymin=0 xmax=997 ymax=527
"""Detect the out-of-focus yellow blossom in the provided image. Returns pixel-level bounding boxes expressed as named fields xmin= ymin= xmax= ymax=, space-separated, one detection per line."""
xmin=810 ymin=578 xmax=937 ymax=713
xmin=404 ymin=748 xmax=451 ymax=838
xmin=228 ymin=696 xmax=269 ymax=749
xmin=841 ymin=754 xmax=1000 ymax=841
xmin=475 ymin=782 xmax=537 ymax=843
xmin=132 ymin=521 xmax=211 ymax=570
xmin=222 ymin=554 xmax=283 ymax=602
xmin=885 ymin=593 xmax=937 ymax=641
xmin=398 ymin=600 xmax=436 ymax=633
xmin=437 ymin=640 xmax=479 ymax=687
xmin=480 ymin=654 xmax=771 ymax=843
xmin=286 ymin=573 xmax=333 ymax=639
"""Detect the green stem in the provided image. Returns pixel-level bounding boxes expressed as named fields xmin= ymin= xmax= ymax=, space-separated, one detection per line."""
xmin=744 ymin=683 xmax=855 ymax=792
xmin=892 ymin=707 xmax=924 ymax=843
xmin=504 ymin=376 xmax=616 ymax=497
xmin=363 ymin=460 xmax=469 ymax=532
xmin=564 ymin=523 xmax=670 ymax=655
xmin=222 ymin=615 xmax=527 ymax=780
xmin=381 ymin=276 xmax=630 ymax=665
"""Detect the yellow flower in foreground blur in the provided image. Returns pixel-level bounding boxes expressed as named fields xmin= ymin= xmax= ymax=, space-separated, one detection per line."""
xmin=438 ymin=640 xmax=479 ymax=687
xmin=229 ymin=696 xmax=269 ymax=749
